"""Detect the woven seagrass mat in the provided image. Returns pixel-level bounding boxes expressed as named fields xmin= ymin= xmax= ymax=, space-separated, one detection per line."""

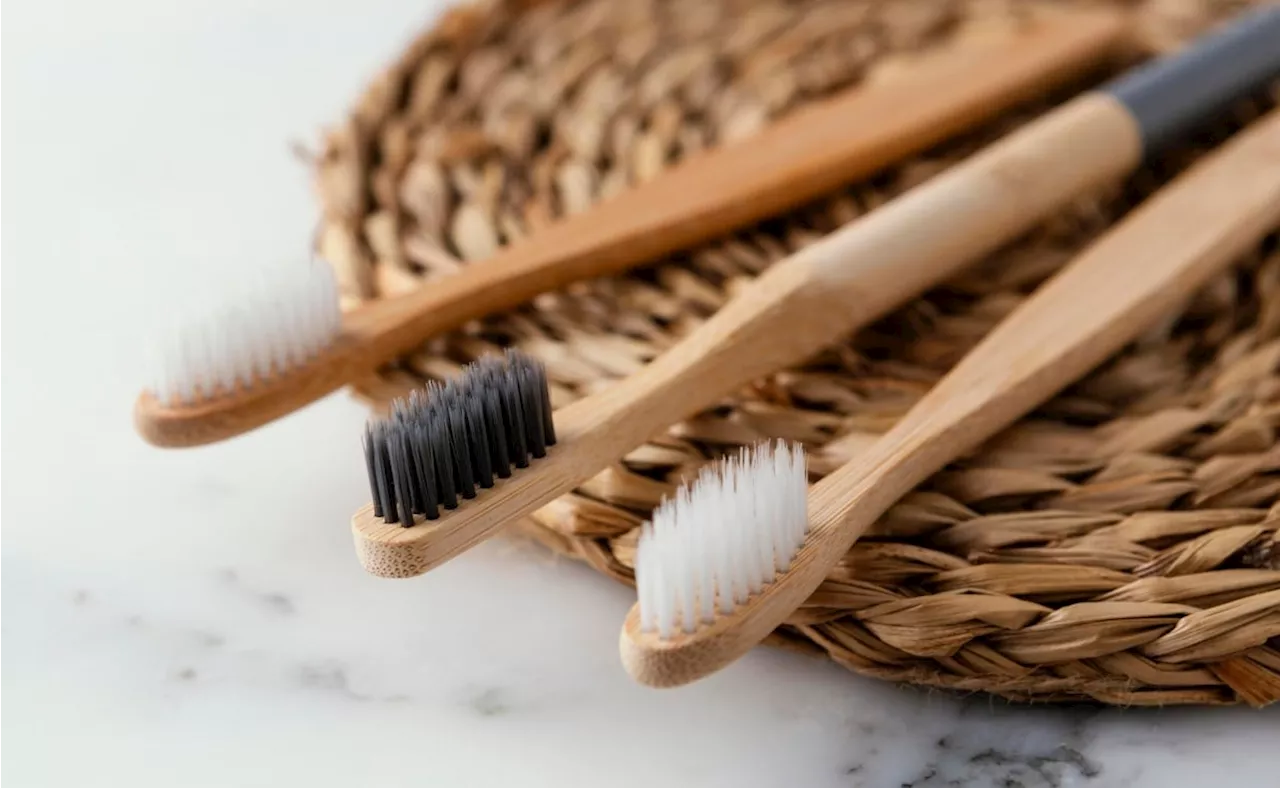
xmin=311 ymin=0 xmax=1280 ymax=706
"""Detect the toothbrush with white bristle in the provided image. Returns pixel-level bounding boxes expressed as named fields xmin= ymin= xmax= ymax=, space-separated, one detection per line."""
xmin=147 ymin=257 xmax=342 ymax=408
xmin=636 ymin=441 xmax=810 ymax=639
xmin=618 ymin=104 xmax=1280 ymax=688
xmin=132 ymin=12 xmax=1131 ymax=448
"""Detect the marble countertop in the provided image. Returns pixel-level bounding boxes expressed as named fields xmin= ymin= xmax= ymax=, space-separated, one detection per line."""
xmin=4 ymin=1 xmax=1278 ymax=785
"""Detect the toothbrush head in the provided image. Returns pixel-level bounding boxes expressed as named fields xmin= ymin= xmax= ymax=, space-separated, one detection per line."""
xmin=146 ymin=258 xmax=343 ymax=409
xmin=635 ymin=439 xmax=809 ymax=640
xmin=361 ymin=349 xmax=557 ymax=526
xmin=620 ymin=439 xmax=813 ymax=687
xmin=135 ymin=257 xmax=344 ymax=447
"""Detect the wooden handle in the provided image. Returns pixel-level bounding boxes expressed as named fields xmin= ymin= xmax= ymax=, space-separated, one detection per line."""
xmin=620 ymin=106 xmax=1280 ymax=688
xmin=139 ymin=10 xmax=1127 ymax=448
xmin=352 ymin=89 xmax=1145 ymax=577
xmin=814 ymin=109 xmax=1280 ymax=528
xmin=358 ymin=8 xmax=1127 ymax=358
xmin=500 ymin=93 xmax=1146 ymax=449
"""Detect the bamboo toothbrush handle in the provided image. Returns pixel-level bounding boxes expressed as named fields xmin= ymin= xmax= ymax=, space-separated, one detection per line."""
xmin=620 ymin=106 xmax=1280 ymax=689
xmin=557 ymin=91 xmax=1143 ymax=440
xmin=344 ymin=10 xmax=1127 ymax=359
xmin=608 ymin=3 xmax=1280 ymax=478
xmin=810 ymin=105 xmax=1280 ymax=573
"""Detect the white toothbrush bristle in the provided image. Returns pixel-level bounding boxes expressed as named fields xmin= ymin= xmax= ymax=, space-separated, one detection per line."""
xmin=146 ymin=259 xmax=342 ymax=406
xmin=635 ymin=440 xmax=808 ymax=640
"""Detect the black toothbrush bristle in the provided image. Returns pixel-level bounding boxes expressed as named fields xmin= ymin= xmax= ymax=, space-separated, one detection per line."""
xmin=409 ymin=423 xmax=440 ymax=520
xmin=448 ymin=401 xmax=476 ymax=500
xmin=368 ymin=423 xmax=397 ymax=522
xmin=484 ymin=386 xmax=511 ymax=478
xmin=360 ymin=350 xmax=555 ymax=526
xmin=518 ymin=362 xmax=548 ymax=458
xmin=504 ymin=376 xmax=530 ymax=469
xmin=362 ymin=426 xmax=383 ymax=519
xmin=466 ymin=395 xmax=495 ymax=489
xmin=534 ymin=363 xmax=556 ymax=447
xmin=387 ymin=429 xmax=416 ymax=526
xmin=431 ymin=416 xmax=459 ymax=510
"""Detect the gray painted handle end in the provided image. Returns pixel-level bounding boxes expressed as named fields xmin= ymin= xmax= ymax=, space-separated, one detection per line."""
xmin=1104 ymin=6 xmax=1280 ymax=154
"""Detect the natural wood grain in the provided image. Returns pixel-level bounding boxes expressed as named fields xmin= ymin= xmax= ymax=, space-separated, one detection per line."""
xmin=352 ymin=91 xmax=1146 ymax=578
xmin=136 ymin=10 xmax=1128 ymax=448
xmin=619 ymin=107 xmax=1280 ymax=688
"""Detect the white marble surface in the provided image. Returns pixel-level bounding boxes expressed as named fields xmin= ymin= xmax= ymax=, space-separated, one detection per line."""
xmin=4 ymin=1 xmax=1279 ymax=785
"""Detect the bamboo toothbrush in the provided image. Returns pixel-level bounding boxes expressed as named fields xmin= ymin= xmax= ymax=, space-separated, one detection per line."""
xmin=351 ymin=7 xmax=1280 ymax=580
xmin=135 ymin=10 xmax=1127 ymax=448
xmin=619 ymin=104 xmax=1280 ymax=688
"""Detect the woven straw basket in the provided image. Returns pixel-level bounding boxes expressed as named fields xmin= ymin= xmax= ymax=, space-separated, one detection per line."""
xmin=312 ymin=0 xmax=1280 ymax=707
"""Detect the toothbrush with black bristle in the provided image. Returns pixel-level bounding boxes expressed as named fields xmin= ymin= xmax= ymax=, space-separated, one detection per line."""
xmin=361 ymin=350 xmax=555 ymax=527
xmin=618 ymin=100 xmax=1280 ymax=688
xmin=349 ymin=7 xmax=1280 ymax=581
